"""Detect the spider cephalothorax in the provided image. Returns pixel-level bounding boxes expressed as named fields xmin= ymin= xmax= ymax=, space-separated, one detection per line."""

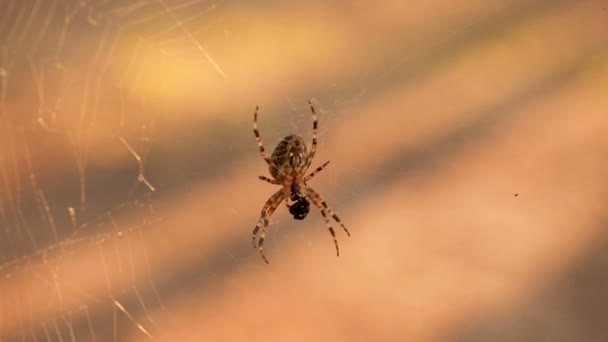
xmin=251 ymin=101 xmax=350 ymax=264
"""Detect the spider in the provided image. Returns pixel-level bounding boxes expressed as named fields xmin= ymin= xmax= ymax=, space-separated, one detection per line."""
xmin=251 ymin=101 xmax=350 ymax=264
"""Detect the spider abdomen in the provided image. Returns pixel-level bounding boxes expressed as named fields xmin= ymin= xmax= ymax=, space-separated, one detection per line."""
xmin=269 ymin=134 xmax=308 ymax=179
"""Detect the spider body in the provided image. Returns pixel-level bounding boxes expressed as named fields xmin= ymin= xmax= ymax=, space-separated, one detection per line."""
xmin=251 ymin=101 xmax=350 ymax=264
xmin=288 ymin=182 xmax=310 ymax=220
xmin=269 ymin=134 xmax=308 ymax=180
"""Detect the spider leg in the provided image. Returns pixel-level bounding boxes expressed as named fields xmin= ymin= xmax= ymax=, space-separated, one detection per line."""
xmin=319 ymin=209 xmax=340 ymax=257
xmin=304 ymin=160 xmax=330 ymax=182
xmin=303 ymin=100 xmax=318 ymax=172
xmin=252 ymin=188 xmax=286 ymax=263
xmin=306 ymin=187 xmax=350 ymax=237
xmin=253 ymin=106 xmax=271 ymax=164
xmin=305 ymin=187 xmax=350 ymax=258
xmin=258 ymin=175 xmax=281 ymax=185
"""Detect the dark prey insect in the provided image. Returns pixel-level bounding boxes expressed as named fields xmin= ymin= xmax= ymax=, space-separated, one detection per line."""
xmin=251 ymin=101 xmax=350 ymax=264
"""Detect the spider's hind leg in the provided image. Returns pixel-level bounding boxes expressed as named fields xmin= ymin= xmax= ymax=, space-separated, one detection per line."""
xmin=304 ymin=100 xmax=319 ymax=170
xmin=253 ymin=106 xmax=271 ymax=164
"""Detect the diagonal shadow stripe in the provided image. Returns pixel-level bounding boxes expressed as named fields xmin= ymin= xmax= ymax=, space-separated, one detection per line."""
xmin=361 ymin=0 xmax=574 ymax=97
xmin=450 ymin=216 xmax=608 ymax=342
xmin=22 ymin=33 xmax=608 ymax=342
xmin=0 ymin=0 xmax=580 ymax=264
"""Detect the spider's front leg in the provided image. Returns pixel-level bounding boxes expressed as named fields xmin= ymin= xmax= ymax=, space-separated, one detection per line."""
xmin=252 ymin=188 xmax=286 ymax=264
xmin=305 ymin=187 xmax=350 ymax=257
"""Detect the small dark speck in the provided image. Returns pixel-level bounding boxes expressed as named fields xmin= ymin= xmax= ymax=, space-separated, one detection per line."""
xmin=514 ymin=193 xmax=519 ymax=197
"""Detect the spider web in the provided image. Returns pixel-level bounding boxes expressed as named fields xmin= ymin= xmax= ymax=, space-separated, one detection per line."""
xmin=0 ymin=0 xmax=400 ymax=338
xmin=2 ymin=0 xmax=607 ymax=341
xmin=0 ymin=0 xmax=227 ymax=340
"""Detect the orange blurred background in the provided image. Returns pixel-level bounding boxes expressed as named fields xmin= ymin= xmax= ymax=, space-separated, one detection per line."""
xmin=0 ymin=0 xmax=607 ymax=341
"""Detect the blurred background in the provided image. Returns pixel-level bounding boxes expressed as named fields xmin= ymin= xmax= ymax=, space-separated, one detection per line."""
xmin=0 ymin=0 xmax=607 ymax=341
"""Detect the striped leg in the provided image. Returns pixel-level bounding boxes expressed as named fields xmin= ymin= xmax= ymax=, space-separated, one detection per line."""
xmin=306 ymin=187 xmax=350 ymax=237
xmin=252 ymin=188 xmax=286 ymax=264
xmin=320 ymin=209 xmax=340 ymax=256
xmin=253 ymin=106 xmax=270 ymax=164
xmin=304 ymin=160 xmax=330 ymax=182
xmin=258 ymin=175 xmax=281 ymax=184
xmin=305 ymin=187 xmax=350 ymax=258
xmin=304 ymin=100 xmax=319 ymax=171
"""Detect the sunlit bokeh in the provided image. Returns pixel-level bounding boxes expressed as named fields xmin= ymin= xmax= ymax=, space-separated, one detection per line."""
xmin=1 ymin=0 xmax=607 ymax=341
